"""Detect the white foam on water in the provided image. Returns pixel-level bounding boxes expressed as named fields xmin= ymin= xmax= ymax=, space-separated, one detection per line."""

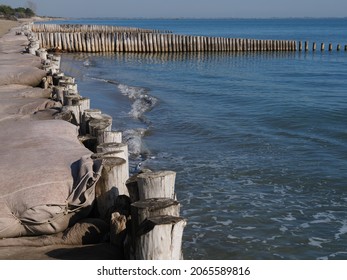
xmin=283 ymin=213 xmax=296 ymax=221
xmin=236 ymin=226 xmax=256 ymax=230
xmin=300 ymin=222 xmax=310 ymax=229
xmin=123 ymin=128 xmax=148 ymax=158
xmin=279 ymin=225 xmax=288 ymax=233
xmin=118 ymin=83 xmax=158 ymax=121
xmin=83 ymin=58 xmax=92 ymax=67
xmin=191 ymin=233 xmax=205 ymax=245
xmin=311 ymin=212 xmax=336 ymax=224
xmin=227 ymin=235 xmax=239 ymax=240
xmin=212 ymin=216 xmax=233 ymax=226
xmin=308 ymin=237 xmax=330 ymax=248
xmin=271 ymin=212 xmax=297 ymax=223
xmin=334 ymin=220 xmax=347 ymax=240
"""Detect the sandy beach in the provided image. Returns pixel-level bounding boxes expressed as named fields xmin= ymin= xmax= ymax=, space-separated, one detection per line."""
xmin=0 ymin=19 xmax=123 ymax=260
xmin=0 ymin=19 xmax=21 ymax=37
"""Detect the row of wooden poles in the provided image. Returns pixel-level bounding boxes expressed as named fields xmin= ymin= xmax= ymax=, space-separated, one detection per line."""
xmin=34 ymin=31 xmax=347 ymax=53
xmin=31 ymin=23 xmax=172 ymax=34
xmin=32 ymin=24 xmax=347 ymax=53
xmin=35 ymin=31 xmax=298 ymax=53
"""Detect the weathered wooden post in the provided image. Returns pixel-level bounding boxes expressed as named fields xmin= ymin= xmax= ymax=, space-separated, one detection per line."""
xmin=133 ymin=215 xmax=187 ymax=260
xmin=136 ymin=171 xmax=176 ymax=200
xmin=97 ymin=142 xmax=128 ymax=159
xmin=94 ymin=156 xmax=129 ymax=220
xmin=305 ymin=41 xmax=309 ymax=51
xmin=97 ymin=142 xmax=129 ymax=179
xmin=337 ymin=44 xmax=341 ymax=51
xmin=312 ymin=42 xmax=316 ymax=51
xmin=80 ymin=108 xmax=102 ymax=135
xmin=321 ymin=43 xmax=325 ymax=51
xmin=329 ymin=43 xmax=333 ymax=51
xmin=89 ymin=114 xmax=113 ymax=145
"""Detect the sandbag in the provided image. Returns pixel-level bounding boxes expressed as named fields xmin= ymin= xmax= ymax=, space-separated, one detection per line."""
xmin=0 ymin=119 xmax=102 ymax=238
xmin=0 ymin=66 xmax=46 ymax=87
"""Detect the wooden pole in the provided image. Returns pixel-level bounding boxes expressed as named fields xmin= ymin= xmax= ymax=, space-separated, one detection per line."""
xmin=136 ymin=171 xmax=176 ymax=200
xmin=96 ymin=142 xmax=129 ymax=179
xmin=50 ymin=32 xmax=54 ymax=49
xmin=312 ymin=42 xmax=317 ymax=51
xmin=134 ymin=216 xmax=187 ymax=260
xmin=329 ymin=43 xmax=333 ymax=51
xmin=144 ymin=33 xmax=149 ymax=52
xmin=153 ymin=34 xmax=158 ymax=52
xmin=80 ymin=108 xmax=102 ymax=135
xmin=95 ymin=156 xmax=129 ymax=220
xmin=305 ymin=41 xmax=309 ymax=52
xmin=89 ymin=116 xmax=113 ymax=145
xmin=321 ymin=43 xmax=325 ymax=51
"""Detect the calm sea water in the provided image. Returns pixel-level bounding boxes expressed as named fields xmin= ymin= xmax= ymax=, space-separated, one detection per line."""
xmin=55 ymin=18 xmax=347 ymax=260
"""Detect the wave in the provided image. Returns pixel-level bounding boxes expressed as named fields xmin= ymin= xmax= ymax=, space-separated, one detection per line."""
xmin=118 ymin=83 xmax=158 ymax=122
xmin=123 ymin=128 xmax=149 ymax=158
xmin=89 ymin=77 xmax=158 ymax=122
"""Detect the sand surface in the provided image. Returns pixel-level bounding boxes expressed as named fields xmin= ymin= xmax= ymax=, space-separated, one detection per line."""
xmin=0 ymin=20 xmax=123 ymax=260
xmin=0 ymin=19 xmax=22 ymax=37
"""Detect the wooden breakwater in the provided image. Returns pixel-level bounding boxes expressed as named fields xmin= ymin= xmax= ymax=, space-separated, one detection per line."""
xmin=34 ymin=31 xmax=297 ymax=53
xmin=31 ymin=24 xmax=347 ymax=53
xmin=22 ymin=25 xmax=186 ymax=260
xmin=31 ymin=24 xmax=299 ymax=53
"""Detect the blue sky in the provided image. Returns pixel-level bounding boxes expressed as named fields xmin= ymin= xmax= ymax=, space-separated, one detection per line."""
xmin=2 ymin=0 xmax=347 ymax=18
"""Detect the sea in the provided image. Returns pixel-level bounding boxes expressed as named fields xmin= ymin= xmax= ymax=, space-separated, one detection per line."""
xmin=44 ymin=18 xmax=347 ymax=260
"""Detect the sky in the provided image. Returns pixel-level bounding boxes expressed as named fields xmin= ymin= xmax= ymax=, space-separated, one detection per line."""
xmin=2 ymin=0 xmax=347 ymax=18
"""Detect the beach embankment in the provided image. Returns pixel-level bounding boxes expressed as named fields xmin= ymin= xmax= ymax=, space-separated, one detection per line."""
xmin=0 ymin=21 xmax=186 ymax=260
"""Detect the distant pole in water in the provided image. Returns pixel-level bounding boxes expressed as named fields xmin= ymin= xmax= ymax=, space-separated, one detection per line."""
xmin=321 ymin=43 xmax=325 ymax=51
xmin=305 ymin=41 xmax=309 ymax=52
xmin=329 ymin=43 xmax=333 ymax=51
xmin=337 ymin=44 xmax=341 ymax=51
xmin=312 ymin=42 xmax=316 ymax=51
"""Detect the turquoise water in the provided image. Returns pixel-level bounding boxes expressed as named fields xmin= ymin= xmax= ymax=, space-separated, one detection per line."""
xmin=57 ymin=18 xmax=347 ymax=259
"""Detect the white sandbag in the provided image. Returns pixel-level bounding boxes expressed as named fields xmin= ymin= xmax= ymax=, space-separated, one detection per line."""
xmin=0 ymin=119 xmax=102 ymax=238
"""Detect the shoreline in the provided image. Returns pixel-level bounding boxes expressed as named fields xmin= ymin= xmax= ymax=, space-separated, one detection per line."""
xmin=0 ymin=19 xmax=123 ymax=259
xmin=0 ymin=19 xmax=185 ymax=260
